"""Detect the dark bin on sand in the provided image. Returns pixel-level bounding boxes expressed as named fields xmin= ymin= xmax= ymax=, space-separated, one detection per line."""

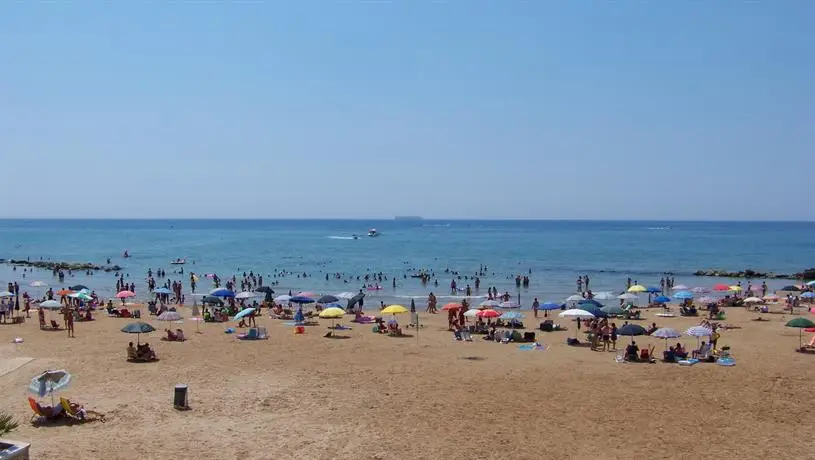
xmin=174 ymin=384 xmax=189 ymax=409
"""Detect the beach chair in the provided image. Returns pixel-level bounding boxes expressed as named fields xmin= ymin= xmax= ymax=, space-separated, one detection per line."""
xmin=60 ymin=397 xmax=105 ymax=423
xmin=28 ymin=397 xmax=62 ymax=423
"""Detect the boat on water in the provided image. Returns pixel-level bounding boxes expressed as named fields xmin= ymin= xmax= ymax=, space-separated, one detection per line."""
xmin=367 ymin=229 xmax=380 ymax=237
xmin=170 ymin=258 xmax=186 ymax=265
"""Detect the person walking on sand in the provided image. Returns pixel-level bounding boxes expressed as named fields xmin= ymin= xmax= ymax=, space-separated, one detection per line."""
xmin=532 ymin=298 xmax=540 ymax=318
xmin=66 ymin=309 xmax=75 ymax=338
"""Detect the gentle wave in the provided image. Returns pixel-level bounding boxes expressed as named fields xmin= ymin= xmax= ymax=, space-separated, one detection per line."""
xmin=646 ymin=227 xmax=671 ymax=230
xmin=327 ymin=236 xmax=356 ymax=240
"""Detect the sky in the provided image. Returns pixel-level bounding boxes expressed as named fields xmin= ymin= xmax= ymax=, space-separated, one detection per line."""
xmin=1 ymin=2 xmax=813 ymax=220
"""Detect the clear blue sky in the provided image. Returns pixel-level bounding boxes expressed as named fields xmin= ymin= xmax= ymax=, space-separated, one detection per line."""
xmin=1 ymin=2 xmax=812 ymax=220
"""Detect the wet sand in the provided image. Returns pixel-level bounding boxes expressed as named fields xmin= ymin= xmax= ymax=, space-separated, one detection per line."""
xmin=0 ymin=303 xmax=813 ymax=459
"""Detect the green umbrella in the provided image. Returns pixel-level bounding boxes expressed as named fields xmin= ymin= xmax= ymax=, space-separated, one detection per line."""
xmin=785 ymin=317 xmax=815 ymax=349
xmin=600 ymin=305 xmax=625 ymax=316
xmin=121 ymin=322 xmax=156 ymax=345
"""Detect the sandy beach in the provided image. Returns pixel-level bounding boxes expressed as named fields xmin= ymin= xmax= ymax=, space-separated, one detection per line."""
xmin=0 ymin=300 xmax=813 ymax=460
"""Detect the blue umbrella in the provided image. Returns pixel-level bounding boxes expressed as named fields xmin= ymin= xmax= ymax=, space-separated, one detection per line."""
xmin=578 ymin=299 xmax=604 ymax=308
xmin=154 ymin=287 xmax=172 ymax=295
xmin=653 ymin=295 xmax=671 ymax=303
xmin=210 ymin=288 xmax=235 ymax=298
xmin=541 ymin=302 xmax=563 ymax=311
xmin=801 ymin=292 xmax=815 ymax=298
xmin=673 ymin=291 xmax=694 ymax=300
xmin=578 ymin=305 xmax=607 ymax=318
xmin=290 ymin=296 xmax=315 ymax=304
xmin=646 ymin=287 xmax=662 ymax=294
xmin=233 ymin=307 xmax=256 ymax=320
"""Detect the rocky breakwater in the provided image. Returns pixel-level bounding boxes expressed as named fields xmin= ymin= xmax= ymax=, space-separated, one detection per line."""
xmin=7 ymin=259 xmax=122 ymax=272
xmin=693 ymin=268 xmax=815 ymax=280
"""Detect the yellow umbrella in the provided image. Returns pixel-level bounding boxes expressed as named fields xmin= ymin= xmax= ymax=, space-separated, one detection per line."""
xmin=319 ymin=307 xmax=345 ymax=318
xmin=729 ymin=285 xmax=742 ymax=292
xmin=627 ymin=285 xmax=647 ymax=293
xmin=381 ymin=305 xmax=408 ymax=315
xmin=319 ymin=307 xmax=346 ymax=336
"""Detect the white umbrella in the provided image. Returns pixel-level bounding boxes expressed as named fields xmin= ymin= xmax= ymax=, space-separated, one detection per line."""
xmin=235 ymin=291 xmax=257 ymax=300
xmin=38 ymin=300 xmax=62 ymax=310
xmin=559 ymin=309 xmax=595 ymax=319
xmin=274 ymin=295 xmax=292 ymax=303
xmin=157 ymin=311 xmax=183 ymax=321
xmin=686 ymin=326 xmax=713 ymax=337
xmin=618 ymin=293 xmax=638 ymax=300
xmin=652 ymin=327 xmax=682 ymax=339
xmin=463 ymin=309 xmax=479 ymax=318
xmin=335 ymin=292 xmax=356 ymax=300
xmin=565 ymin=295 xmax=583 ymax=302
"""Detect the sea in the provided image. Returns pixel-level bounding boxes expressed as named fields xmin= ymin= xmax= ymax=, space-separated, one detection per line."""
xmin=0 ymin=219 xmax=813 ymax=306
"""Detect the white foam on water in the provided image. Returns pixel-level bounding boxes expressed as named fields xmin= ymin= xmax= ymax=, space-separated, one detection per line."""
xmin=327 ymin=236 xmax=355 ymax=240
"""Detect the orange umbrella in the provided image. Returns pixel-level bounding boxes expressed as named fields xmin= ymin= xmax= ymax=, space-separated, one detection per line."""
xmin=441 ymin=303 xmax=461 ymax=311
xmin=56 ymin=289 xmax=73 ymax=296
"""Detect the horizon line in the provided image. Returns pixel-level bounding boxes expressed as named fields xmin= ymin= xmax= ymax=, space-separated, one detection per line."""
xmin=0 ymin=217 xmax=813 ymax=223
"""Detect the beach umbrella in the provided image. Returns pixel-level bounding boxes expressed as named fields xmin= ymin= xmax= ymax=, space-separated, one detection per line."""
xmin=202 ymin=296 xmax=224 ymax=306
xmin=728 ymin=285 xmax=742 ymax=292
xmin=235 ymin=291 xmax=258 ymax=300
xmin=807 ymin=281 xmax=815 ymax=287
xmin=479 ymin=300 xmax=501 ymax=308
xmin=153 ymin=287 xmax=172 ymax=295
xmin=381 ymin=305 xmax=408 ymax=315
xmin=672 ymin=285 xmax=689 ymax=291
xmin=233 ymin=307 xmax=256 ymax=320
xmin=651 ymin=327 xmax=682 ymax=349
xmin=347 ymin=292 xmax=365 ymax=310
xmin=541 ymin=302 xmax=563 ymax=311
xmin=441 ymin=303 xmax=461 ymax=311
xmin=801 ymin=292 xmax=815 ymax=299
xmin=0 ymin=291 xmax=13 ymax=298
xmin=578 ymin=299 xmax=603 ymax=308
xmin=628 ymin=285 xmax=647 ymax=293
xmin=600 ymin=305 xmax=625 ymax=316
xmin=335 ymin=292 xmax=355 ymax=300
xmin=274 ymin=295 xmax=292 ymax=303
xmin=786 ymin=317 xmax=815 ymax=349
xmin=69 ymin=285 xmax=88 ymax=291
xmin=319 ymin=306 xmax=346 ymax=335
xmin=210 ymin=288 xmax=235 ymax=298
xmin=157 ymin=311 xmax=182 ymax=321
xmin=559 ymin=309 xmax=594 ymax=319
xmin=500 ymin=311 xmax=524 ymax=320
xmin=499 ymin=301 xmax=521 ymax=309
xmin=116 ymin=290 xmax=136 ymax=299
xmin=743 ymin=297 xmax=763 ymax=303
xmin=69 ymin=292 xmax=92 ymax=301
xmin=578 ymin=305 xmax=607 ymax=318
xmin=477 ymin=309 xmax=501 ymax=319
xmin=618 ymin=293 xmax=638 ymax=300
xmin=289 ymin=296 xmax=315 ymax=304
xmin=29 ymin=369 xmax=71 ymax=406
xmin=686 ymin=325 xmax=713 ymax=346
xmin=121 ymin=322 xmax=155 ymax=345
xmin=673 ymin=291 xmax=694 ymax=300
xmin=317 ymin=295 xmax=339 ymax=304
xmin=692 ymin=287 xmax=710 ymax=294
xmin=29 ymin=281 xmax=48 ymax=287
xmin=653 ymin=295 xmax=671 ymax=303
xmin=646 ymin=287 xmax=662 ymax=294
xmin=565 ymin=295 xmax=583 ymax=302
xmin=463 ymin=309 xmax=479 ymax=318
xmin=38 ymin=300 xmax=62 ymax=310
xmin=617 ymin=324 xmax=647 ymax=341
xmin=780 ymin=285 xmax=802 ymax=292
xmin=712 ymin=284 xmax=730 ymax=292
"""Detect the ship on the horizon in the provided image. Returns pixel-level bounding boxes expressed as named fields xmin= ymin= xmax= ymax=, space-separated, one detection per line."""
xmin=394 ymin=216 xmax=423 ymax=221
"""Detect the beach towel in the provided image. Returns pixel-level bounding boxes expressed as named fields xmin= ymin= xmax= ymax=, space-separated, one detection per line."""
xmin=519 ymin=344 xmax=547 ymax=351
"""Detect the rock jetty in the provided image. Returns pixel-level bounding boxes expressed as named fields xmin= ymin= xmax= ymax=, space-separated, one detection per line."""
xmin=6 ymin=259 xmax=122 ymax=272
xmin=693 ymin=268 xmax=815 ymax=280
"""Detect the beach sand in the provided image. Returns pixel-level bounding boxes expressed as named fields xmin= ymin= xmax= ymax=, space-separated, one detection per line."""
xmin=0 ymin=304 xmax=813 ymax=459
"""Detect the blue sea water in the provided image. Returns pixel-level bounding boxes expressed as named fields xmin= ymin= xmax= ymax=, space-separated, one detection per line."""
xmin=0 ymin=219 xmax=813 ymax=305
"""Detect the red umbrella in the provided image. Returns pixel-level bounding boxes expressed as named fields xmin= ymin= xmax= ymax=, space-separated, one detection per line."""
xmin=805 ymin=328 xmax=815 ymax=333
xmin=712 ymin=284 xmax=730 ymax=292
xmin=476 ymin=309 xmax=500 ymax=318
xmin=441 ymin=303 xmax=461 ymax=311
xmin=116 ymin=290 xmax=136 ymax=298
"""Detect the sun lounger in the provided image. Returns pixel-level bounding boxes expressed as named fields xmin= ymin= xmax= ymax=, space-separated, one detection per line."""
xmin=60 ymin=397 xmax=105 ymax=423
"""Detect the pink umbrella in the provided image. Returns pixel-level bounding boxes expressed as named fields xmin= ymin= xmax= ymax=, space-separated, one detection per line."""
xmin=116 ymin=290 xmax=136 ymax=299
